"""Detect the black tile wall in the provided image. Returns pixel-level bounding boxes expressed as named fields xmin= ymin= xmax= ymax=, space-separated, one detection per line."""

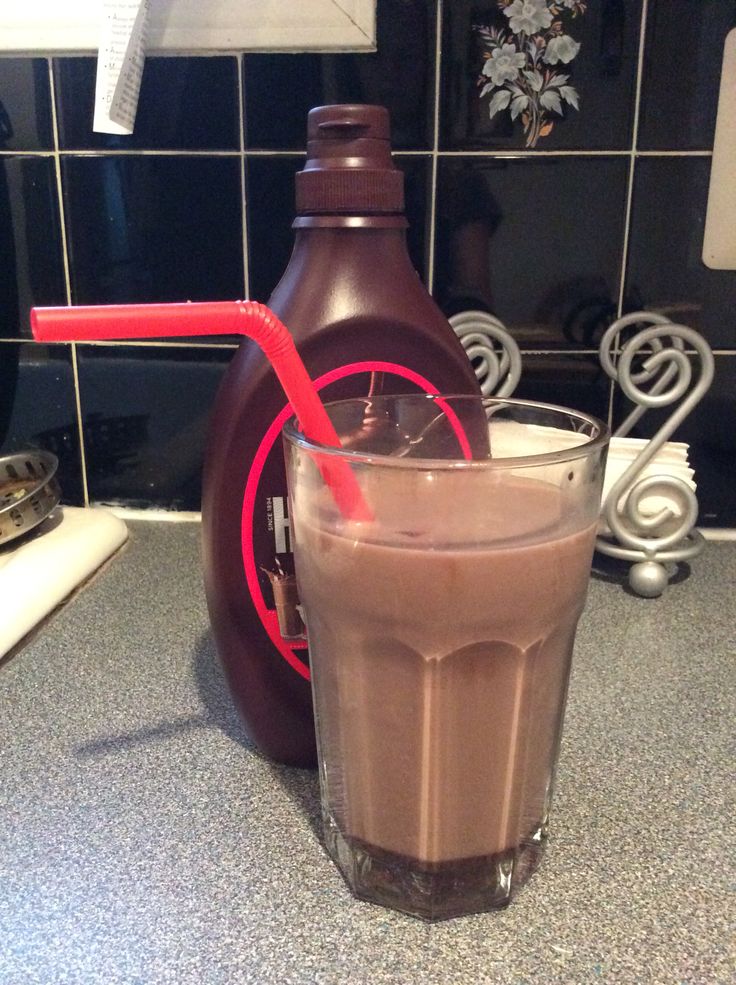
xmin=513 ymin=352 xmax=611 ymax=423
xmin=54 ymin=57 xmax=240 ymax=151
xmin=0 ymin=59 xmax=53 ymax=151
xmin=245 ymin=154 xmax=304 ymax=303
xmin=0 ymin=157 xmax=66 ymax=339
xmin=0 ymin=343 xmax=84 ymax=504
xmin=638 ymin=0 xmax=736 ymax=150
xmin=626 ymin=157 xmax=736 ymax=348
xmin=399 ymin=156 xmax=433 ymax=281
xmin=1 ymin=0 xmax=735 ymax=527
xmin=77 ymin=346 xmax=231 ymax=510
xmin=243 ymin=0 xmax=436 ymax=150
xmin=63 ymin=156 xmax=243 ymax=305
xmin=435 ymin=156 xmax=628 ymax=346
xmin=683 ymin=357 xmax=736 ymax=528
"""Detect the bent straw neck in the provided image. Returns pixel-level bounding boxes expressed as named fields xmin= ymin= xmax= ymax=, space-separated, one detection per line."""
xmin=31 ymin=300 xmax=372 ymax=522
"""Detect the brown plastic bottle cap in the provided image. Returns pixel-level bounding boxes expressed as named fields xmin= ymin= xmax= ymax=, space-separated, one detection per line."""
xmin=295 ymin=104 xmax=404 ymax=215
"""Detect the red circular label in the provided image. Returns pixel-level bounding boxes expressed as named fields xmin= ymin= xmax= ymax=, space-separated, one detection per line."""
xmin=241 ymin=361 xmax=443 ymax=680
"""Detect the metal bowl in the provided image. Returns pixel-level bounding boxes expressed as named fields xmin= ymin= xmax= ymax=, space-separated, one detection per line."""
xmin=0 ymin=450 xmax=61 ymax=547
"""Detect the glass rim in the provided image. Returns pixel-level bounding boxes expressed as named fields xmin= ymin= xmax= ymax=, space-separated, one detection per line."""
xmin=283 ymin=394 xmax=610 ymax=471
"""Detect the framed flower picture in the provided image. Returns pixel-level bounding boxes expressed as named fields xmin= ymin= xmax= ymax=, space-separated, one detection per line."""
xmin=441 ymin=0 xmax=641 ymax=150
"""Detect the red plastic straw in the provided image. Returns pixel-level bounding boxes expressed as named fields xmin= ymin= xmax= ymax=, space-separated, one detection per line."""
xmin=31 ymin=301 xmax=372 ymax=522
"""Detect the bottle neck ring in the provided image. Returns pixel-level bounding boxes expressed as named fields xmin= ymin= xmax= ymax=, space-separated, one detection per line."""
xmin=292 ymin=215 xmax=409 ymax=229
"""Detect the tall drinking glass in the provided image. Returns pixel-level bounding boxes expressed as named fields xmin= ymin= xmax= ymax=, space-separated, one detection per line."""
xmin=284 ymin=395 xmax=608 ymax=921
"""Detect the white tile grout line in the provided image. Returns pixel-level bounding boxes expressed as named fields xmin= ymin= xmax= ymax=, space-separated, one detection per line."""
xmin=46 ymin=62 xmax=72 ymax=306
xmin=68 ymin=347 xmax=90 ymax=504
xmin=0 ymin=148 xmax=716 ymax=158
xmin=17 ymin=339 xmax=239 ymax=351
xmin=0 ymin=148 xmax=242 ymax=157
xmin=433 ymin=149 xmax=714 ymax=158
xmin=616 ymin=0 xmax=649 ymax=319
xmin=609 ymin=0 xmax=649 ymax=429
xmin=426 ymin=0 xmax=443 ymax=294
xmin=237 ymin=53 xmax=250 ymax=299
xmin=5 ymin=335 xmax=735 ymax=356
xmin=635 ymin=149 xmax=713 ymax=156
xmin=47 ymin=58 xmax=91 ymax=507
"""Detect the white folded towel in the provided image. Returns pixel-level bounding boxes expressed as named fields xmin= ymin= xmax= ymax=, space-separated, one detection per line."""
xmin=601 ymin=437 xmax=695 ymax=535
xmin=488 ymin=421 xmax=696 ymax=535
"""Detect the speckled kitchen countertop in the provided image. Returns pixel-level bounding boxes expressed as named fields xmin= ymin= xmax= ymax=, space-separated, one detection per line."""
xmin=1 ymin=521 xmax=733 ymax=985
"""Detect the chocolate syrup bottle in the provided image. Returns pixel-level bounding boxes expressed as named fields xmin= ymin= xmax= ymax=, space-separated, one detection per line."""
xmin=202 ymin=105 xmax=479 ymax=767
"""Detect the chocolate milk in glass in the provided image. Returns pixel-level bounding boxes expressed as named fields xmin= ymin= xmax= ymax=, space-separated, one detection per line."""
xmin=286 ymin=396 xmax=608 ymax=920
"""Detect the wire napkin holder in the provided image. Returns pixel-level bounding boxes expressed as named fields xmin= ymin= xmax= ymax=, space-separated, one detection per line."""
xmin=595 ymin=311 xmax=713 ymax=597
xmin=451 ymin=308 xmax=714 ymax=598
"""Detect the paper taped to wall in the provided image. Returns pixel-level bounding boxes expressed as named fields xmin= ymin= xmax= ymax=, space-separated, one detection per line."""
xmin=703 ymin=29 xmax=736 ymax=270
xmin=93 ymin=0 xmax=150 ymax=135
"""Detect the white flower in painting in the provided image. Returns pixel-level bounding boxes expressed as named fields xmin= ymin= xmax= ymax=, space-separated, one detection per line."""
xmin=560 ymin=0 xmax=579 ymax=8
xmin=504 ymin=0 xmax=553 ymax=36
xmin=544 ymin=34 xmax=582 ymax=65
xmin=482 ymin=43 xmax=527 ymax=86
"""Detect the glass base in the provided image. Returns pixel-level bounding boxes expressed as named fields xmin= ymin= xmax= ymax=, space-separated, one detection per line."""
xmin=323 ymin=813 xmax=547 ymax=921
